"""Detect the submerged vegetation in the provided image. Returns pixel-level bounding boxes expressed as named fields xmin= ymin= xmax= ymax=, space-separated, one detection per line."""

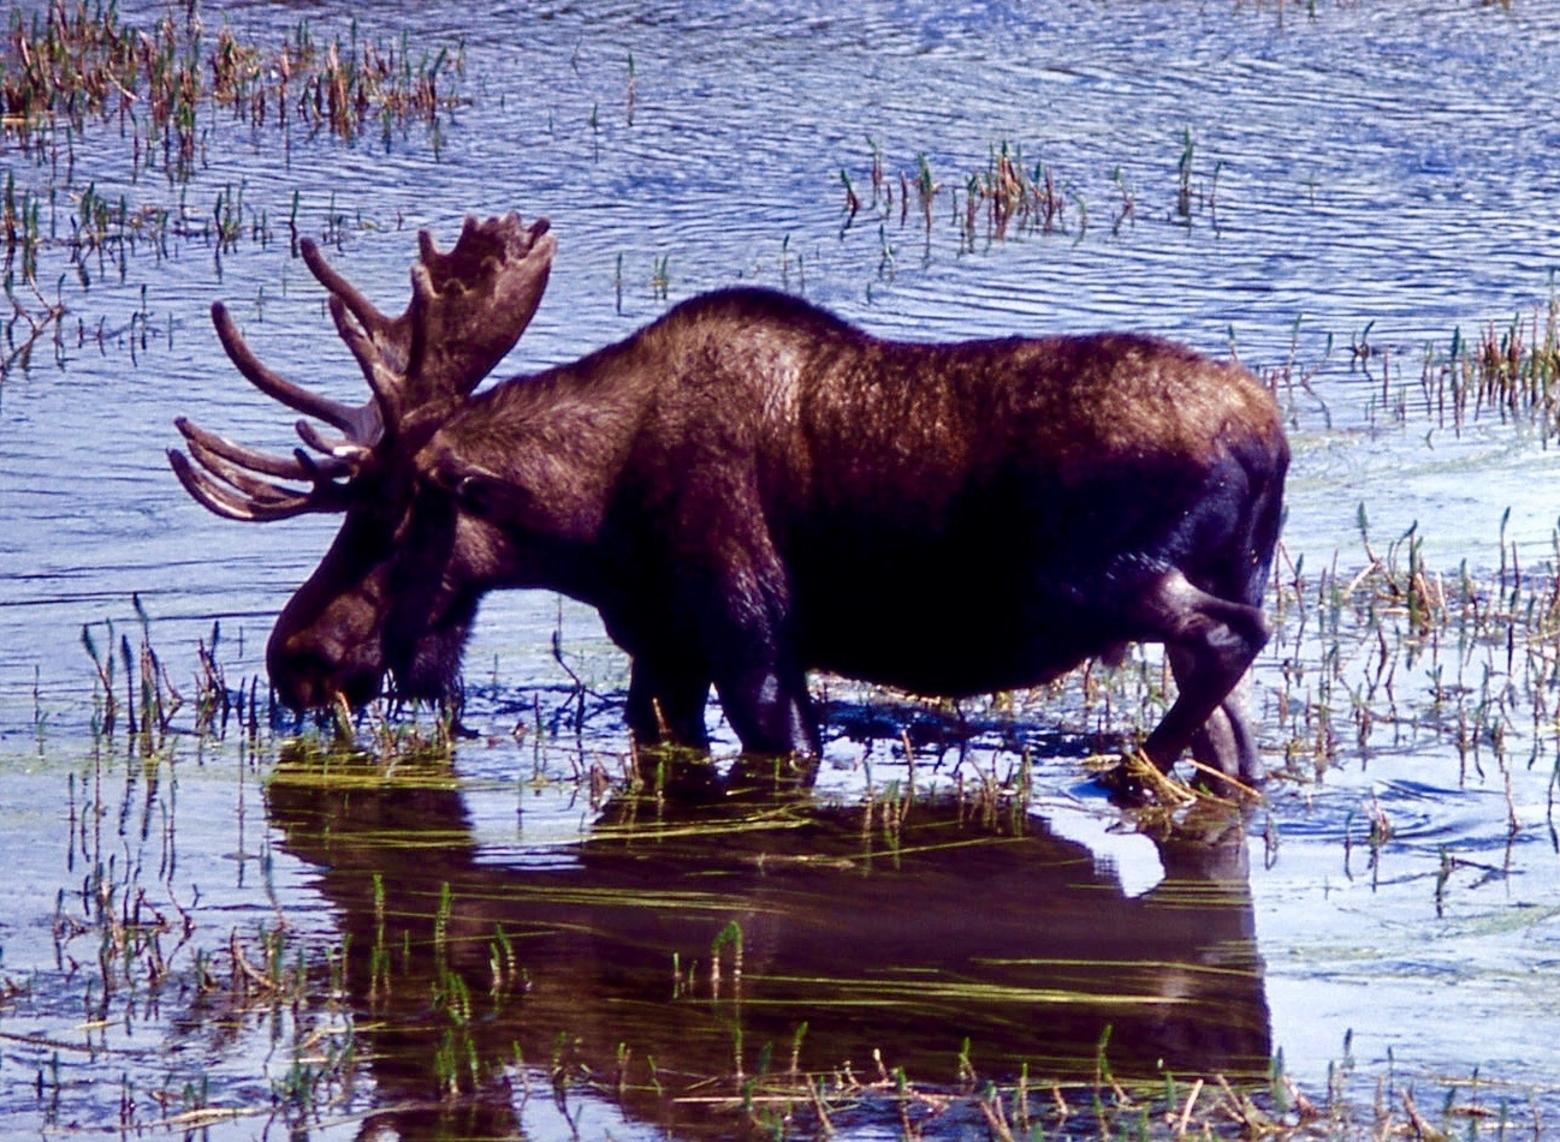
xmin=842 ymin=131 xmax=1221 ymax=252
xmin=0 ymin=11 xmax=484 ymax=392
xmin=1403 ymin=296 xmax=1560 ymax=439
xmin=0 ymin=0 xmax=471 ymax=375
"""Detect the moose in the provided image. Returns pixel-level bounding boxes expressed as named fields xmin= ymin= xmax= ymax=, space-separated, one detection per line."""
xmin=169 ymin=213 xmax=1287 ymax=784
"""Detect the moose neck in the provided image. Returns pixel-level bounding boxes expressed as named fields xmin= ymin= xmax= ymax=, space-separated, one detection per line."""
xmin=445 ymin=333 xmax=658 ymax=606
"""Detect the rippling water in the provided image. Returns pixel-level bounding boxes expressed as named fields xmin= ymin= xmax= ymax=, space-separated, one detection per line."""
xmin=7 ymin=1 xmax=1560 ymax=710
xmin=4 ymin=1 xmax=1560 ymax=1136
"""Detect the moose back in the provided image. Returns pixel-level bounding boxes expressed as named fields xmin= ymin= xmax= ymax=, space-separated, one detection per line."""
xmin=169 ymin=214 xmax=1288 ymax=782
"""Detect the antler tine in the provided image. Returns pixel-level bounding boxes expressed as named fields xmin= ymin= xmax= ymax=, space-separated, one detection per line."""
xmin=170 ymin=411 xmax=357 ymax=523
xmin=326 ymin=294 xmax=405 ymax=428
xmin=180 ymin=421 xmax=352 ymax=505
xmin=176 ymin=416 xmax=319 ymax=481
xmin=295 ymin=416 xmax=374 ymax=464
xmin=407 ymin=258 xmax=436 ymax=398
xmin=171 ymin=391 xmax=365 ymax=524
xmin=184 ymin=432 xmax=311 ymax=504
xmin=168 ymin=449 xmax=325 ymax=523
xmin=212 ymin=302 xmax=364 ymax=436
xmin=418 ymin=224 xmax=444 ymax=267
xmin=301 ymin=236 xmax=395 ymax=337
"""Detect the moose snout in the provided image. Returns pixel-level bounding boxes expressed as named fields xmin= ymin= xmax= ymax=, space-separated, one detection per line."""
xmin=267 ymin=629 xmax=385 ymax=711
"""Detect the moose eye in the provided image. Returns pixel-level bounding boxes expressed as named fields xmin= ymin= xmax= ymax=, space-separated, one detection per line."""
xmin=455 ymin=474 xmax=496 ymax=519
xmin=426 ymin=460 xmax=513 ymax=521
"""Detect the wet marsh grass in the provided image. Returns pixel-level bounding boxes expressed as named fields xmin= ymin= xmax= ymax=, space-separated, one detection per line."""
xmin=476 ymin=1036 xmax=1550 ymax=1141
xmin=0 ymin=0 xmax=468 ymax=356
xmin=841 ymin=128 xmax=1221 ymax=255
xmin=8 ymin=549 xmax=1557 ymax=1137
xmin=1254 ymin=287 xmax=1560 ymax=445
xmin=3 ymin=0 xmax=467 ymax=162
xmin=14 ymin=622 xmax=419 ymax=1134
xmin=1372 ymin=294 xmax=1560 ymax=441
xmin=1266 ymin=504 xmax=1560 ymax=804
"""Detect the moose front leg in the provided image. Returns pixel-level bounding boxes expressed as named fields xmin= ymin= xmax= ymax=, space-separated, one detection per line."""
xmin=688 ymin=551 xmax=821 ymax=757
xmin=625 ymin=656 xmax=713 ymax=748
xmin=713 ymin=656 xmax=820 ymax=758
xmin=627 ymin=617 xmax=819 ymax=757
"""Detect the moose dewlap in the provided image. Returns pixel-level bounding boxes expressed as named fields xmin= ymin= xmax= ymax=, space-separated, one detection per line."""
xmin=169 ymin=213 xmax=1288 ymax=783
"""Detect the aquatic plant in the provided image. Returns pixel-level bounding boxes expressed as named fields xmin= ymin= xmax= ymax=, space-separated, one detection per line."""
xmin=1 ymin=268 xmax=64 ymax=372
xmin=840 ymin=130 xmax=1226 ymax=253
xmin=0 ymin=1 xmax=468 ymax=342
xmin=1 ymin=0 xmax=467 ymax=162
xmin=1423 ymin=299 xmax=1560 ymax=437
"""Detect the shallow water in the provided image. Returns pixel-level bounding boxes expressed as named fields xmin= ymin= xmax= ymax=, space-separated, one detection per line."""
xmin=4 ymin=0 xmax=1560 ymax=1136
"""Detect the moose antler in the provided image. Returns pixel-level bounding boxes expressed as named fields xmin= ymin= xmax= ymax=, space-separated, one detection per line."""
xmin=168 ymin=213 xmax=556 ymax=522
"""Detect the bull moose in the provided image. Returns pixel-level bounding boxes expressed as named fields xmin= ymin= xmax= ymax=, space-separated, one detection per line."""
xmin=169 ymin=213 xmax=1287 ymax=783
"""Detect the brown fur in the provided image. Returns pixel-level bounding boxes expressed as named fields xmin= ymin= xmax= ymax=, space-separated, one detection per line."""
xmin=376 ymin=288 xmax=1286 ymax=781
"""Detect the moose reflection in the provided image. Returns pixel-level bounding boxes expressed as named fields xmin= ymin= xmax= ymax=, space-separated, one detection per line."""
xmin=265 ymin=750 xmax=1271 ymax=1137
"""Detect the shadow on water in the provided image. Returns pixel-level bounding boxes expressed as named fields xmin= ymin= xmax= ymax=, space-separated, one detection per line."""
xmin=265 ymin=747 xmax=1270 ymax=1136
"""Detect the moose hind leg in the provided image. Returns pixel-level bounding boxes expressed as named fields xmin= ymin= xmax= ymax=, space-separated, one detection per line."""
xmin=1168 ymin=655 xmax=1260 ymax=782
xmin=1133 ymin=571 xmax=1268 ymax=781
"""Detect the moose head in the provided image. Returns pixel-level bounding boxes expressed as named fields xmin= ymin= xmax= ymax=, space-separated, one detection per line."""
xmin=169 ymin=214 xmax=556 ymax=711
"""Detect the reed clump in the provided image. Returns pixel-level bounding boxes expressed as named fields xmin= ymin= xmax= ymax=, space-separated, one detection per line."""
xmin=961 ymin=141 xmax=1071 ymax=245
xmin=2 ymin=0 xmax=467 ymax=162
xmin=1420 ymin=298 xmax=1560 ymax=437
xmin=844 ymin=130 xmax=1215 ymax=252
xmin=854 ymin=140 xmax=1074 ymax=247
xmin=1352 ymin=294 xmax=1560 ymax=440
